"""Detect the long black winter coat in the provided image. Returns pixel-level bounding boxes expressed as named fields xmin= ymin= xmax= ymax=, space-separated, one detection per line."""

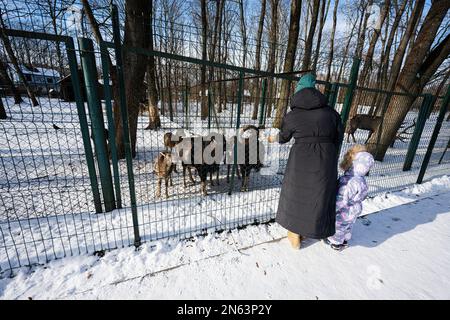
xmin=276 ymin=88 xmax=344 ymax=239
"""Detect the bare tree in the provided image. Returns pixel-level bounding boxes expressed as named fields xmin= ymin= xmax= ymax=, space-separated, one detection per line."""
xmin=366 ymin=0 xmax=450 ymax=160
xmin=251 ymin=0 xmax=267 ymax=120
xmin=273 ymin=0 xmax=302 ymax=129
xmin=145 ymin=0 xmax=159 ymax=130
xmin=0 ymin=58 xmax=23 ymax=104
xmin=200 ymin=0 xmax=208 ymax=120
xmin=354 ymin=0 xmax=374 ymax=59
xmin=312 ymin=0 xmax=330 ymax=73
xmin=114 ymin=0 xmax=152 ymax=158
xmin=336 ymin=14 xmax=359 ymax=82
xmin=35 ymin=0 xmax=73 ymax=77
xmin=378 ymin=0 xmax=408 ymax=91
xmin=384 ymin=0 xmax=425 ymax=94
xmin=358 ymin=0 xmax=391 ymax=87
xmin=301 ymin=0 xmax=320 ymax=71
xmin=0 ymin=13 xmax=39 ymax=106
xmin=209 ymin=0 xmax=224 ymax=113
xmin=81 ymin=0 xmax=128 ymax=142
xmin=325 ymin=0 xmax=339 ymax=83
xmin=238 ymin=0 xmax=247 ymax=114
xmin=0 ymin=93 xmax=5 ymax=119
xmin=266 ymin=0 xmax=279 ymax=118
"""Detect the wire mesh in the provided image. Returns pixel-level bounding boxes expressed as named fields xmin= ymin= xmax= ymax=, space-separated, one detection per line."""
xmin=0 ymin=0 xmax=449 ymax=276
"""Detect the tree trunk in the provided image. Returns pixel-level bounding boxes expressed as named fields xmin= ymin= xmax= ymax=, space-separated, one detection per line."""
xmin=239 ymin=0 xmax=247 ymax=115
xmin=145 ymin=0 xmax=160 ymax=130
xmin=115 ymin=0 xmax=152 ymax=159
xmin=266 ymin=0 xmax=279 ymax=118
xmin=312 ymin=0 xmax=330 ymax=74
xmin=252 ymin=0 xmax=267 ymax=120
xmin=0 ymin=59 xmax=23 ymax=104
xmin=346 ymin=0 xmax=375 ymax=124
xmin=200 ymin=0 xmax=208 ymax=120
xmin=385 ymin=0 xmax=425 ymax=93
xmin=45 ymin=0 xmax=65 ymax=77
xmin=301 ymin=0 xmax=320 ymax=71
xmin=0 ymin=16 xmax=39 ymax=106
xmin=207 ymin=0 xmax=223 ymax=116
xmin=325 ymin=0 xmax=339 ymax=83
xmin=337 ymin=17 xmax=358 ymax=82
xmin=379 ymin=0 xmax=408 ymax=91
xmin=372 ymin=0 xmax=424 ymax=117
xmin=273 ymin=0 xmax=302 ymax=129
xmin=0 ymin=94 xmax=6 ymax=119
xmin=354 ymin=0 xmax=373 ymax=58
xmin=358 ymin=0 xmax=391 ymax=88
xmin=215 ymin=0 xmax=225 ymax=113
xmin=81 ymin=0 xmax=122 ymax=142
xmin=238 ymin=0 xmax=247 ymax=69
xmin=429 ymin=70 xmax=450 ymax=114
xmin=366 ymin=0 xmax=450 ymax=160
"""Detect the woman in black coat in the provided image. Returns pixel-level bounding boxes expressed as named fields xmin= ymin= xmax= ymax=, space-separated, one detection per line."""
xmin=274 ymin=73 xmax=344 ymax=249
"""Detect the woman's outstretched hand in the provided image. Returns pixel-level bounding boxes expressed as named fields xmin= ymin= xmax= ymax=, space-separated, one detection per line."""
xmin=267 ymin=134 xmax=278 ymax=143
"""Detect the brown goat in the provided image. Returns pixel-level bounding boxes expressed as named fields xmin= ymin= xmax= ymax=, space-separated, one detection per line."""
xmin=153 ymin=151 xmax=176 ymax=198
xmin=225 ymin=125 xmax=264 ymax=191
xmin=174 ymin=134 xmax=226 ymax=196
xmin=163 ymin=132 xmax=182 ymax=151
xmin=347 ymin=114 xmax=382 ymax=144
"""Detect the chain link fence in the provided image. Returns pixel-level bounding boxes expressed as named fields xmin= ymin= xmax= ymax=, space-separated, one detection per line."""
xmin=1 ymin=1 xmax=449 ymax=276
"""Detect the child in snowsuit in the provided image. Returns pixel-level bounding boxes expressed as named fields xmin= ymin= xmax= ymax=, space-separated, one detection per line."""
xmin=324 ymin=145 xmax=374 ymax=251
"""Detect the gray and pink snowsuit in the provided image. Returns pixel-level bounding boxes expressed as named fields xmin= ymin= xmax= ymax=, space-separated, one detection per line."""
xmin=327 ymin=151 xmax=374 ymax=245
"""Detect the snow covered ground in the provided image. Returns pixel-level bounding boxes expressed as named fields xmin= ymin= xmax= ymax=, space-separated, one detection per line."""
xmin=1 ymin=175 xmax=450 ymax=300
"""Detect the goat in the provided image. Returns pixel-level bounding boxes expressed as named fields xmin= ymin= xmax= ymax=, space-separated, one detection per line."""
xmin=226 ymin=125 xmax=265 ymax=192
xmin=175 ymin=133 xmax=226 ymax=196
xmin=206 ymin=133 xmax=227 ymax=186
xmin=153 ymin=151 xmax=176 ymax=198
xmin=347 ymin=114 xmax=382 ymax=144
xmin=163 ymin=132 xmax=182 ymax=151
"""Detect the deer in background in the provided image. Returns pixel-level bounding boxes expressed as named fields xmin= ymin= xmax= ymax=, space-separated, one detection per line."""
xmin=347 ymin=114 xmax=382 ymax=144
xmin=347 ymin=114 xmax=416 ymax=147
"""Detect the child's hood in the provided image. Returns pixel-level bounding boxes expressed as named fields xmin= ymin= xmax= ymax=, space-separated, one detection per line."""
xmin=352 ymin=151 xmax=374 ymax=176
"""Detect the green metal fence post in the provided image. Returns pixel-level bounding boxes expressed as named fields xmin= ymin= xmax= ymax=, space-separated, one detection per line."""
xmin=65 ymin=38 xmax=103 ymax=213
xmin=184 ymin=80 xmax=189 ymax=130
xmin=328 ymin=82 xmax=339 ymax=110
xmin=228 ymin=71 xmax=244 ymax=196
xmin=259 ymin=78 xmax=267 ymax=126
xmin=340 ymin=57 xmax=361 ymax=127
xmin=208 ymin=84 xmax=212 ymax=129
xmin=100 ymin=42 xmax=122 ymax=209
xmin=78 ymin=37 xmax=116 ymax=212
xmin=403 ymin=94 xmax=434 ymax=171
xmin=112 ymin=4 xmax=141 ymax=247
xmin=417 ymin=86 xmax=450 ymax=183
xmin=324 ymin=81 xmax=332 ymax=101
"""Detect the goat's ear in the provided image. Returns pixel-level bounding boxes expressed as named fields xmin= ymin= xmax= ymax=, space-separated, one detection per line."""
xmin=159 ymin=152 xmax=165 ymax=157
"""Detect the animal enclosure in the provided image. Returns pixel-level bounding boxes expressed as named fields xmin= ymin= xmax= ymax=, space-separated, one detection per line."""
xmin=1 ymin=2 xmax=449 ymax=275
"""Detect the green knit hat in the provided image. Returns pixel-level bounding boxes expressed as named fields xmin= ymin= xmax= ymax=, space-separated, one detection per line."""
xmin=295 ymin=73 xmax=316 ymax=93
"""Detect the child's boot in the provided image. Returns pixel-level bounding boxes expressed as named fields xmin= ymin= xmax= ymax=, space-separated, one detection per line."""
xmin=287 ymin=231 xmax=301 ymax=249
xmin=323 ymin=239 xmax=348 ymax=251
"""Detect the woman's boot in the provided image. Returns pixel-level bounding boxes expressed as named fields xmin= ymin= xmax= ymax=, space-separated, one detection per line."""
xmin=287 ymin=231 xmax=301 ymax=249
